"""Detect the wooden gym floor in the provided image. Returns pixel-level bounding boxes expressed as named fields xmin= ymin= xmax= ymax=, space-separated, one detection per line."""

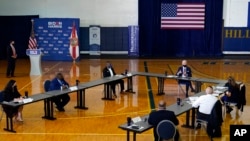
xmin=0 ymin=58 xmax=249 ymax=141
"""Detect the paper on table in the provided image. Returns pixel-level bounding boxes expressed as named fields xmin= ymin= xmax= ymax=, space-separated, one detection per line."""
xmin=69 ymin=86 xmax=78 ymax=91
xmin=186 ymin=97 xmax=198 ymax=104
xmin=167 ymin=75 xmax=178 ymax=78
xmin=23 ymin=98 xmax=33 ymax=103
xmin=214 ymin=90 xmax=223 ymax=94
xmin=132 ymin=116 xmax=142 ymax=123
xmin=189 ymin=96 xmax=199 ymax=101
xmin=212 ymin=93 xmax=219 ymax=97
xmin=127 ymin=73 xmax=132 ymax=76
xmin=216 ymin=86 xmax=227 ymax=90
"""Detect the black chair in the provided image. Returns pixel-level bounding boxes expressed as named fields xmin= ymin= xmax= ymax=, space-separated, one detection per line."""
xmin=156 ymin=120 xmax=177 ymax=141
xmin=44 ymin=80 xmax=51 ymax=92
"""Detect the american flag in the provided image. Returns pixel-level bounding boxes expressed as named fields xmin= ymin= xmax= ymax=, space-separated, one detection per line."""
xmin=161 ymin=3 xmax=205 ymax=29
xmin=28 ymin=35 xmax=37 ymax=49
xmin=28 ymin=21 xmax=37 ymax=49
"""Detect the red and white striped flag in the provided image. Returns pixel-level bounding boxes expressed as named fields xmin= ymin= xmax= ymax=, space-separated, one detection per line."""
xmin=28 ymin=36 xmax=37 ymax=49
xmin=28 ymin=20 xmax=37 ymax=49
xmin=161 ymin=3 xmax=205 ymax=29
xmin=69 ymin=22 xmax=79 ymax=61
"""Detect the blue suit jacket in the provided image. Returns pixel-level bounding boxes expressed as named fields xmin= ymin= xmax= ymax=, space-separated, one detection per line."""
xmin=49 ymin=78 xmax=69 ymax=91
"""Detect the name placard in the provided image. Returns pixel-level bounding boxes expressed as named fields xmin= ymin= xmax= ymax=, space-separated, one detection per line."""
xmin=26 ymin=49 xmax=41 ymax=55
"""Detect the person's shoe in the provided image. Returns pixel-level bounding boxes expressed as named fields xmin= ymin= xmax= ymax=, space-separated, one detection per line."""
xmin=56 ymin=107 xmax=65 ymax=112
xmin=226 ymin=107 xmax=233 ymax=113
xmin=191 ymin=89 xmax=195 ymax=92
xmin=120 ymin=90 xmax=125 ymax=94
xmin=15 ymin=117 xmax=24 ymax=122
xmin=6 ymin=75 xmax=11 ymax=78
xmin=196 ymin=123 xmax=201 ymax=129
xmin=113 ymin=94 xmax=117 ymax=98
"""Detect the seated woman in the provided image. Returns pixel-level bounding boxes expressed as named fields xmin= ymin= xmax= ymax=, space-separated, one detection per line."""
xmin=219 ymin=76 xmax=240 ymax=113
xmin=2 ymin=79 xmax=24 ymax=122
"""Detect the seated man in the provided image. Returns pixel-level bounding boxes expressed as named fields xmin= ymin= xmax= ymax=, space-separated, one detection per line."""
xmin=192 ymin=86 xmax=217 ymax=122
xmin=102 ymin=61 xmax=125 ymax=98
xmin=148 ymin=100 xmax=179 ymax=141
xmin=49 ymin=73 xmax=70 ymax=112
xmin=176 ymin=60 xmax=195 ymax=97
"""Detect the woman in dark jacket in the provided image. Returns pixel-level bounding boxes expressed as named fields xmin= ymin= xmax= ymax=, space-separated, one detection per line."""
xmin=221 ymin=76 xmax=240 ymax=113
xmin=3 ymin=79 xmax=24 ymax=121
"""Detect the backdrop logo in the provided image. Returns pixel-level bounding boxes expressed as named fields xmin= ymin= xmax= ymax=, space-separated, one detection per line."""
xmin=230 ymin=125 xmax=250 ymax=140
xmin=48 ymin=21 xmax=62 ymax=28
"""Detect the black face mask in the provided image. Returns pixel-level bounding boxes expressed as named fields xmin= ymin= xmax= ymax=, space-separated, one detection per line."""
xmin=183 ymin=65 xmax=187 ymax=67
xmin=13 ymin=86 xmax=17 ymax=91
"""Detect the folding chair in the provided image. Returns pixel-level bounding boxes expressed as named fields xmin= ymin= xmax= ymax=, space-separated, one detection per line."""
xmin=44 ymin=80 xmax=51 ymax=92
xmin=156 ymin=120 xmax=177 ymax=141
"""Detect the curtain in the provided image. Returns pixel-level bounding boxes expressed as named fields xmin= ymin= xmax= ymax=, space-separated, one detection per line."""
xmin=0 ymin=15 xmax=39 ymax=59
xmin=138 ymin=0 xmax=223 ymax=57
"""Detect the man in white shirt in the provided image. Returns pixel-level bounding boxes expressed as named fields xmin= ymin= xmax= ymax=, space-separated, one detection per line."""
xmin=192 ymin=86 xmax=218 ymax=122
xmin=102 ymin=61 xmax=125 ymax=98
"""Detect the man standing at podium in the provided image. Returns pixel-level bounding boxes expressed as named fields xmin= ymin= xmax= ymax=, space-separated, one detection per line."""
xmin=6 ymin=40 xmax=17 ymax=78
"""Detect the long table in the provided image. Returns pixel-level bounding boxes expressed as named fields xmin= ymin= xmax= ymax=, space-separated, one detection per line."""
xmin=0 ymin=74 xmax=135 ymax=133
xmin=1 ymin=72 xmax=227 ymax=133
xmin=118 ymin=72 xmax=228 ymax=141
xmin=118 ymin=91 xmax=207 ymax=141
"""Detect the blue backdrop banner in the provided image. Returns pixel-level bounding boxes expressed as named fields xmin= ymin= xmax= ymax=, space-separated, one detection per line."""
xmin=34 ymin=18 xmax=80 ymax=61
xmin=223 ymin=27 xmax=250 ymax=54
xmin=128 ymin=26 xmax=139 ymax=56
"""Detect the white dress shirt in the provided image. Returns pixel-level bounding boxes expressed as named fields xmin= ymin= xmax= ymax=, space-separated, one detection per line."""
xmin=182 ymin=67 xmax=187 ymax=77
xmin=192 ymin=94 xmax=217 ymax=114
xmin=108 ymin=68 xmax=114 ymax=76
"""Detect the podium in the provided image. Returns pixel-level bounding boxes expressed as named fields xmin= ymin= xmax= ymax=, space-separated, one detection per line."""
xmin=26 ymin=49 xmax=42 ymax=75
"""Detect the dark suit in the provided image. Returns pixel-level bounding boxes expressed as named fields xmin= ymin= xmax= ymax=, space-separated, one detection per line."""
xmin=148 ymin=110 xmax=179 ymax=141
xmin=176 ymin=65 xmax=194 ymax=97
xmin=207 ymin=100 xmax=223 ymax=138
xmin=102 ymin=66 xmax=124 ymax=94
xmin=6 ymin=44 xmax=16 ymax=77
xmin=49 ymin=78 xmax=70 ymax=110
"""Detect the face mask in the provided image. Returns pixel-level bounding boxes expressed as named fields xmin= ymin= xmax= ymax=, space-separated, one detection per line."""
xmin=13 ymin=86 xmax=17 ymax=91
xmin=183 ymin=65 xmax=187 ymax=67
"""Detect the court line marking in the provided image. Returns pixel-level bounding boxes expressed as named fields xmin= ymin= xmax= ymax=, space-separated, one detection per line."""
xmin=0 ymin=132 xmax=153 ymax=136
xmin=18 ymin=62 xmax=62 ymax=91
